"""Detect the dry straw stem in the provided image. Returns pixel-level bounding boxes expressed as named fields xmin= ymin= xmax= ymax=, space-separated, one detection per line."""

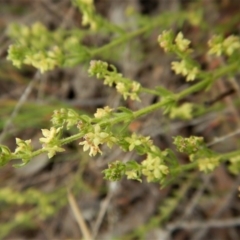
xmin=167 ymin=217 xmax=240 ymax=231
xmin=0 ymin=71 xmax=41 ymax=143
xmin=92 ymin=192 xmax=112 ymax=239
xmin=67 ymin=189 xmax=93 ymax=240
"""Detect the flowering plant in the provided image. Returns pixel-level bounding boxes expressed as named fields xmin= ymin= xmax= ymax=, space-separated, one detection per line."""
xmin=2 ymin=0 xmax=240 ymax=187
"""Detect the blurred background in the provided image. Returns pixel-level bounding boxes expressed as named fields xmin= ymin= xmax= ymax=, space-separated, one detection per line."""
xmin=0 ymin=0 xmax=240 ymax=239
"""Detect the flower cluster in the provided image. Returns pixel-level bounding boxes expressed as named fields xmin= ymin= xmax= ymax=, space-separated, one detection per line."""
xmin=228 ymin=156 xmax=240 ymax=175
xmin=6 ymin=22 xmax=92 ymax=73
xmin=88 ymin=60 xmax=109 ymax=79
xmin=103 ymin=160 xmax=126 ymax=181
xmin=103 ymin=160 xmax=142 ymax=182
xmin=89 ymin=60 xmax=142 ymax=101
xmin=94 ymin=106 xmax=113 ymax=119
xmin=169 ymin=103 xmax=193 ymax=120
xmin=158 ymin=31 xmax=199 ymax=81
xmin=73 ymin=0 xmax=98 ymax=30
xmin=14 ymin=138 xmax=33 ymax=166
xmin=0 ymin=187 xmax=56 ymax=219
xmin=158 ymin=30 xmax=174 ymax=52
xmin=175 ymin=32 xmax=191 ymax=52
xmin=116 ymin=81 xmax=141 ymax=101
xmin=173 ymin=136 xmax=204 ymax=155
xmin=7 ymin=22 xmax=51 ymax=49
xmin=39 ymin=127 xmax=65 ymax=158
xmin=0 ymin=145 xmax=12 ymax=166
xmin=51 ymin=108 xmax=80 ymax=129
xmin=102 ymin=133 xmax=170 ymax=183
xmin=197 ymin=157 xmax=220 ymax=173
xmin=171 ymin=60 xmax=199 ymax=81
xmin=141 ymin=147 xmax=169 ymax=182
xmin=158 ymin=31 xmax=192 ymax=53
xmin=23 ymin=46 xmax=63 ymax=73
xmin=208 ymin=35 xmax=240 ymax=56
xmin=79 ymin=124 xmax=117 ymax=156
xmin=174 ymin=136 xmax=221 ymax=173
xmin=7 ymin=43 xmax=63 ymax=73
xmin=7 ymin=22 xmax=65 ymax=73
xmin=124 ymin=133 xmax=152 ymax=152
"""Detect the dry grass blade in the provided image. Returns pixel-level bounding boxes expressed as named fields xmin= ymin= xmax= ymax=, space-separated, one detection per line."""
xmin=67 ymin=189 xmax=93 ymax=240
xmin=92 ymin=188 xmax=114 ymax=239
xmin=0 ymin=71 xmax=41 ymax=143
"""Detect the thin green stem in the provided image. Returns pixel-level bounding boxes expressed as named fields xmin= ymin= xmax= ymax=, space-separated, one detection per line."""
xmin=31 ymin=148 xmax=47 ymax=158
xmin=90 ymin=26 xmax=151 ymax=57
xmin=99 ymin=113 xmax=130 ymax=126
xmin=219 ymin=149 xmax=240 ymax=160
xmin=133 ymin=101 xmax=165 ymax=118
xmin=176 ymin=76 xmax=211 ymax=100
xmin=89 ymin=11 xmax=177 ymax=57
xmin=60 ymin=132 xmax=85 ymax=145
xmin=171 ymin=149 xmax=240 ymax=175
xmin=141 ymin=87 xmax=161 ymax=96
xmin=130 ymin=61 xmax=240 ymax=120
xmin=176 ymin=61 xmax=239 ymax=100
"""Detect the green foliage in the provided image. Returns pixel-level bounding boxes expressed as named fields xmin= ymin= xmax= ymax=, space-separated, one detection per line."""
xmin=3 ymin=1 xmax=240 ymax=182
xmin=0 ymin=186 xmax=69 ymax=239
xmin=2 ymin=1 xmax=240 ymax=237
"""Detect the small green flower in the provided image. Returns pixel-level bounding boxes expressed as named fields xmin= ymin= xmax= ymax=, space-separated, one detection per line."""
xmin=175 ymin=32 xmax=191 ymax=52
xmin=153 ymin=164 xmax=169 ymax=179
xmin=14 ymin=138 xmax=32 ymax=154
xmin=173 ymin=136 xmax=204 ymax=155
xmin=223 ymin=35 xmax=240 ymax=56
xmin=170 ymin=103 xmax=193 ymax=120
xmin=103 ymin=75 xmax=116 ymax=87
xmin=7 ymin=45 xmax=27 ymax=68
xmin=13 ymin=138 xmax=33 ymax=165
xmin=88 ymin=61 xmax=141 ymax=101
xmin=125 ymin=170 xmax=141 ymax=182
xmin=40 ymin=127 xmax=65 ymax=158
xmin=82 ymin=140 xmax=101 ymax=156
xmin=51 ymin=108 xmax=67 ymax=127
xmin=208 ymin=34 xmax=240 ymax=57
xmin=0 ymin=145 xmax=12 ymax=166
xmin=116 ymin=82 xmax=128 ymax=98
xmin=51 ymin=108 xmax=80 ymax=129
xmin=88 ymin=60 xmax=108 ymax=78
xmin=75 ymin=0 xmax=98 ymax=30
xmin=79 ymin=124 xmax=117 ymax=156
xmin=129 ymin=82 xmax=141 ymax=101
xmin=94 ymin=106 xmax=113 ymax=118
xmin=228 ymin=156 xmax=240 ymax=175
xmin=198 ymin=157 xmax=220 ymax=173
xmin=92 ymin=125 xmax=110 ymax=145
xmin=24 ymin=51 xmax=55 ymax=73
xmin=208 ymin=35 xmax=224 ymax=56
xmin=46 ymin=145 xmax=65 ymax=159
xmin=125 ymin=133 xmax=143 ymax=151
xmin=103 ymin=160 xmax=126 ymax=181
xmin=40 ymin=127 xmax=61 ymax=144
xmin=158 ymin=30 xmax=174 ymax=52
xmin=171 ymin=60 xmax=188 ymax=76
xmin=186 ymin=67 xmax=198 ymax=81
xmin=141 ymin=150 xmax=169 ymax=182
xmin=171 ymin=60 xmax=198 ymax=81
